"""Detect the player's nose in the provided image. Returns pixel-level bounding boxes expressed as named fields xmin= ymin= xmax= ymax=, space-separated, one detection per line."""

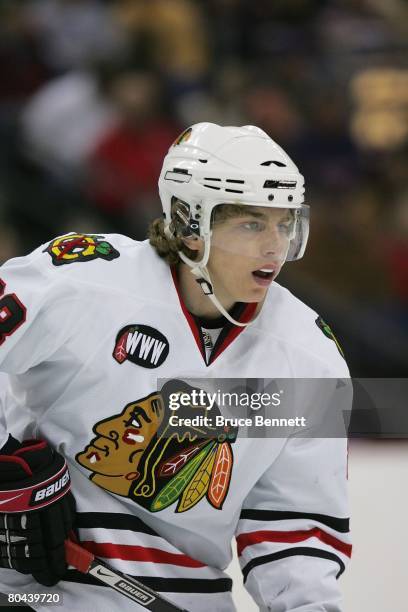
xmin=260 ymin=227 xmax=285 ymax=257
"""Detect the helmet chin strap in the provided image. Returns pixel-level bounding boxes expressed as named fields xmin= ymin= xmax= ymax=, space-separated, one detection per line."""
xmin=178 ymin=237 xmax=257 ymax=327
xmin=189 ymin=264 xmax=252 ymax=327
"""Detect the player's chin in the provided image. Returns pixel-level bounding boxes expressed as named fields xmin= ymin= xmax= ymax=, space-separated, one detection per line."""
xmin=251 ymin=288 xmax=269 ymax=301
xmin=238 ymin=285 xmax=270 ymax=303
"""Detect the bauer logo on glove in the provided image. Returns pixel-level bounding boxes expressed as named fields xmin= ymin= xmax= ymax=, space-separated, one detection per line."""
xmin=0 ymin=439 xmax=71 ymax=512
xmin=0 ymin=436 xmax=76 ymax=586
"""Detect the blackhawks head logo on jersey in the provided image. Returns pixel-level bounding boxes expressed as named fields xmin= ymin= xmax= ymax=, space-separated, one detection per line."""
xmin=44 ymin=233 xmax=120 ymax=266
xmin=76 ymin=381 xmax=237 ymax=514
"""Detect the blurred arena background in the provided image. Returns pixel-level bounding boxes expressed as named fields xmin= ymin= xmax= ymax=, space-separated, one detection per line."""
xmin=0 ymin=0 xmax=407 ymax=378
xmin=0 ymin=2 xmax=406 ymax=610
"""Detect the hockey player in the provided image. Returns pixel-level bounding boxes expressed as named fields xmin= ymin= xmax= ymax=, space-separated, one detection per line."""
xmin=0 ymin=123 xmax=351 ymax=611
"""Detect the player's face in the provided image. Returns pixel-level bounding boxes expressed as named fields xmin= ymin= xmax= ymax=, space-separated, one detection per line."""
xmin=77 ymin=395 xmax=164 ymax=495
xmin=207 ymin=206 xmax=294 ymax=305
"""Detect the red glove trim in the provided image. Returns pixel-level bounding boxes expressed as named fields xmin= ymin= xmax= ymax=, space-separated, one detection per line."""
xmin=0 ymin=460 xmax=71 ymax=512
xmin=14 ymin=440 xmax=47 ymax=456
xmin=0 ymin=455 xmax=33 ymax=477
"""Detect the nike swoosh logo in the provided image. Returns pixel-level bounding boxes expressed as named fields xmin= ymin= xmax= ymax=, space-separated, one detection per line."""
xmin=94 ymin=567 xmax=115 ymax=578
xmin=0 ymin=493 xmax=24 ymax=506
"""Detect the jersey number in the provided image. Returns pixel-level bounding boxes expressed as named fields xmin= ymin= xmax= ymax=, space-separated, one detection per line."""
xmin=0 ymin=279 xmax=27 ymax=345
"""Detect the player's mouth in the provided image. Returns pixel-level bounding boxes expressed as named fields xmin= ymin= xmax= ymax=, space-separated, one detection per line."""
xmin=251 ymin=267 xmax=276 ymax=287
xmin=122 ymin=428 xmax=145 ymax=445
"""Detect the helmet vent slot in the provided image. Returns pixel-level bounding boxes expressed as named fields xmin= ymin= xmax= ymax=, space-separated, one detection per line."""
xmin=204 ymin=177 xmax=221 ymax=181
xmin=203 ymin=184 xmax=221 ymax=190
xmin=261 ymin=160 xmax=287 ymax=167
xmin=225 ymin=188 xmax=244 ymax=194
xmin=226 ymin=179 xmax=245 ymax=184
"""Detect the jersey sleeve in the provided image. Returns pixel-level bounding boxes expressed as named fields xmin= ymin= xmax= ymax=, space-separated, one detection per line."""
xmin=0 ymin=374 xmax=9 ymax=448
xmin=235 ymin=436 xmax=351 ymax=611
xmin=0 ymin=245 xmax=79 ymax=373
xmin=0 ymin=247 xmax=80 ymax=440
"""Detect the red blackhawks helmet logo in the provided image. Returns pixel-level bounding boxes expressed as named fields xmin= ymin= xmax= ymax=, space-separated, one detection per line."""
xmin=172 ymin=127 xmax=192 ymax=147
xmin=44 ymin=233 xmax=119 ymax=266
xmin=76 ymin=381 xmax=237 ymax=514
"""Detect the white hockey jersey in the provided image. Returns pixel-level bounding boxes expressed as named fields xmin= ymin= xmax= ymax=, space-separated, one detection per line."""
xmin=0 ymin=233 xmax=351 ymax=612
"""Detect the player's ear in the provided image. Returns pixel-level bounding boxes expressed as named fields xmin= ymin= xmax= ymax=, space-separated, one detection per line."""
xmin=181 ymin=235 xmax=204 ymax=254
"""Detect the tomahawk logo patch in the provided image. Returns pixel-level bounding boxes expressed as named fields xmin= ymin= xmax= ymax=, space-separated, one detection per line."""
xmin=113 ymin=324 xmax=169 ymax=369
xmin=44 ymin=233 xmax=120 ymax=266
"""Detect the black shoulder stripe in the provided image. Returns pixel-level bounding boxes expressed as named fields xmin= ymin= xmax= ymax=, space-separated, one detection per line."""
xmin=64 ymin=571 xmax=232 ymax=593
xmin=239 ymin=509 xmax=349 ymax=533
xmin=76 ymin=512 xmax=159 ymax=536
xmin=241 ymin=547 xmax=346 ymax=583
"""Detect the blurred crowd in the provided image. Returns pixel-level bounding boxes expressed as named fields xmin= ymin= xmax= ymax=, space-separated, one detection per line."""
xmin=0 ymin=0 xmax=407 ymax=376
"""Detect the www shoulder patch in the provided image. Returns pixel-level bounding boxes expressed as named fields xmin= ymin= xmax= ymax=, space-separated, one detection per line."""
xmin=315 ymin=316 xmax=345 ymax=358
xmin=44 ymin=233 xmax=120 ymax=266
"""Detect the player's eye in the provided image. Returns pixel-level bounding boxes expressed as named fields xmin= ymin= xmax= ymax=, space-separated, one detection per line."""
xmin=278 ymin=220 xmax=294 ymax=234
xmin=241 ymin=221 xmax=265 ymax=232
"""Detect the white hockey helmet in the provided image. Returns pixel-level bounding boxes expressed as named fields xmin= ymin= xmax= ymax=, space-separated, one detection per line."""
xmin=158 ymin=122 xmax=309 ymax=325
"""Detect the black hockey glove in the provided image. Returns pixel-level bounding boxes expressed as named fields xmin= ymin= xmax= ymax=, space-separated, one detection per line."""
xmin=0 ymin=435 xmax=76 ymax=586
